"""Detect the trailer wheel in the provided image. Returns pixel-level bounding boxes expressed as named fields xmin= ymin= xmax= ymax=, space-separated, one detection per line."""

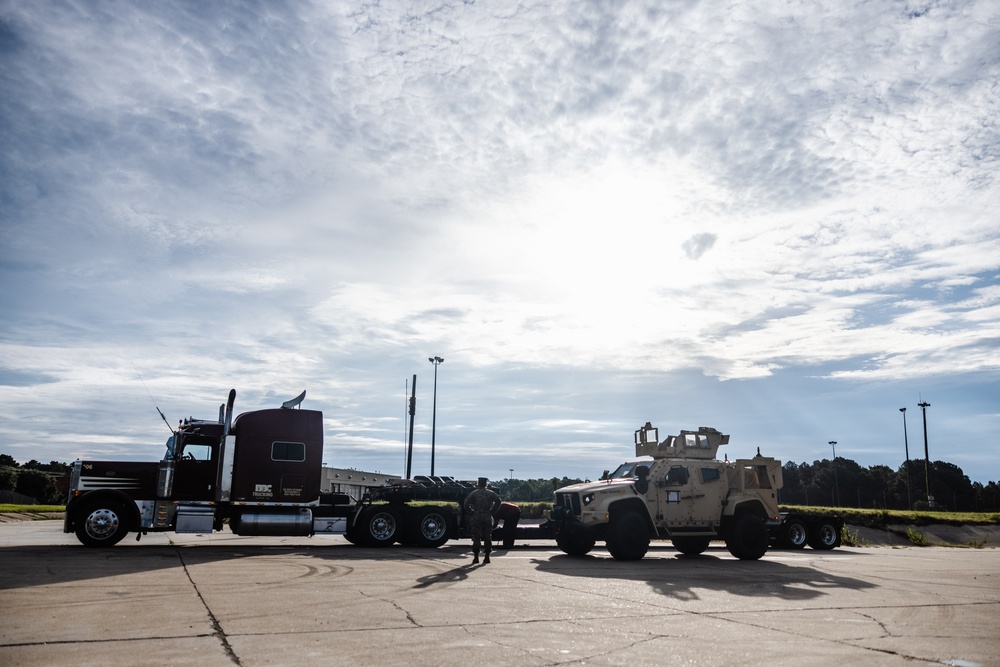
xmin=359 ymin=506 xmax=399 ymax=547
xmin=725 ymin=514 xmax=768 ymax=560
xmin=556 ymin=521 xmax=595 ymax=557
xmin=808 ymin=520 xmax=841 ymax=550
xmin=411 ymin=507 xmax=450 ymax=548
xmin=606 ymin=511 xmax=649 ymax=561
xmin=784 ymin=519 xmax=808 ymax=549
xmin=671 ymin=536 xmax=711 ymax=556
xmin=75 ymin=501 xmax=130 ymax=547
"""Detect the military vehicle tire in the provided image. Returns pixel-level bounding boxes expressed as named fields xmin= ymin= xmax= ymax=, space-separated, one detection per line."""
xmin=807 ymin=520 xmax=841 ymax=550
xmin=556 ymin=521 xmax=596 ymax=556
xmin=671 ymin=536 xmax=711 ymax=555
xmin=725 ymin=514 xmax=768 ymax=560
xmin=606 ymin=511 xmax=650 ymax=561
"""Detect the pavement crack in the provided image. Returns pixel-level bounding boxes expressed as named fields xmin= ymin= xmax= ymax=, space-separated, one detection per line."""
xmin=176 ymin=548 xmax=242 ymax=666
xmin=358 ymin=589 xmax=421 ymax=627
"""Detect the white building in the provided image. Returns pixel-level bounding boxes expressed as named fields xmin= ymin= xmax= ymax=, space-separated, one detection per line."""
xmin=321 ymin=467 xmax=401 ymax=502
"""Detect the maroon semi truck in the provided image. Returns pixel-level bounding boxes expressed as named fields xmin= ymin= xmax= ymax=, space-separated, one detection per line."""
xmin=64 ymin=390 xmax=477 ymax=547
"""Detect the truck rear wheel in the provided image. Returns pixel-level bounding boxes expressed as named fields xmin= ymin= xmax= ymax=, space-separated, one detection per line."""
xmin=359 ymin=506 xmax=400 ymax=547
xmin=671 ymin=536 xmax=711 ymax=555
xmin=725 ymin=514 xmax=768 ymax=560
xmin=556 ymin=521 xmax=596 ymax=557
xmin=606 ymin=511 xmax=649 ymax=561
xmin=75 ymin=501 xmax=130 ymax=547
xmin=410 ymin=506 xmax=450 ymax=548
xmin=807 ymin=520 xmax=841 ymax=550
xmin=783 ymin=518 xmax=808 ymax=549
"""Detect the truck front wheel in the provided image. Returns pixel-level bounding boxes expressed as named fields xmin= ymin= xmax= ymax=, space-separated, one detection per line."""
xmin=725 ymin=514 xmax=768 ymax=560
xmin=556 ymin=521 xmax=596 ymax=557
xmin=75 ymin=501 xmax=129 ymax=547
xmin=606 ymin=511 xmax=649 ymax=561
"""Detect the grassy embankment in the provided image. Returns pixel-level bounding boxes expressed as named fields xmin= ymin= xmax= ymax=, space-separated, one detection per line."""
xmin=7 ymin=502 xmax=998 ymax=528
xmin=0 ymin=504 xmax=67 ymax=519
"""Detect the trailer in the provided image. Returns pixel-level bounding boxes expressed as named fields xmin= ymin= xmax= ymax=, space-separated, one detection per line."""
xmin=63 ymin=390 xmax=479 ymax=548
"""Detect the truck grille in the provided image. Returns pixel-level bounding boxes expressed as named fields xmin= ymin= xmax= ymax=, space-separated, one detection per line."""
xmin=556 ymin=492 xmax=581 ymax=518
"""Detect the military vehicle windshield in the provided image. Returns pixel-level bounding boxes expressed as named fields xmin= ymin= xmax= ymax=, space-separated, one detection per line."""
xmin=607 ymin=460 xmax=653 ymax=479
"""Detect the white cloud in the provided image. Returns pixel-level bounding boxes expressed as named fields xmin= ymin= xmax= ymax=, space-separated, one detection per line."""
xmin=1 ymin=0 xmax=998 ymax=484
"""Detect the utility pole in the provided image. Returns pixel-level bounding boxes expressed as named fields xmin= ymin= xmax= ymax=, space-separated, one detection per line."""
xmin=829 ymin=441 xmax=840 ymax=507
xmin=405 ymin=374 xmax=416 ymax=480
xmin=428 ymin=356 xmax=444 ymax=476
xmin=900 ymin=407 xmax=912 ymax=509
xmin=918 ymin=400 xmax=932 ymax=507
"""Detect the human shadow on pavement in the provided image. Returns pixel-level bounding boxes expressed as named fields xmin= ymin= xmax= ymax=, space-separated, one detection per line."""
xmin=530 ymin=547 xmax=877 ymax=602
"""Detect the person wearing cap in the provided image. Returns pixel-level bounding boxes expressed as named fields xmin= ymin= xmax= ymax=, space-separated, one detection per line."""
xmin=464 ymin=477 xmax=501 ymax=564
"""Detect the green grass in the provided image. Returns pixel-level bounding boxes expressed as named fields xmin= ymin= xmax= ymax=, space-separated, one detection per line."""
xmin=779 ymin=505 xmax=1000 ymax=527
xmin=0 ymin=504 xmax=65 ymax=513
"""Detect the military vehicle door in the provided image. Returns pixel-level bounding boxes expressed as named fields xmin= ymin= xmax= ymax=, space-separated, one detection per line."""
xmin=657 ymin=462 xmax=728 ymax=527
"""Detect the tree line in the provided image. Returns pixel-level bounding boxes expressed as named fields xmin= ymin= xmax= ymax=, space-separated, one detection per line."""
xmin=3 ymin=452 xmax=999 ymax=511
xmin=0 ymin=455 xmax=71 ymax=505
xmin=778 ymin=458 xmax=999 ymax=512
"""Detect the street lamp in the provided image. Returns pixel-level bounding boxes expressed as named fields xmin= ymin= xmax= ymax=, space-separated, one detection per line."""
xmin=428 ymin=356 xmax=444 ymax=476
xmin=829 ymin=441 xmax=840 ymax=507
xmin=918 ymin=400 xmax=932 ymax=507
xmin=899 ymin=408 xmax=912 ymax=509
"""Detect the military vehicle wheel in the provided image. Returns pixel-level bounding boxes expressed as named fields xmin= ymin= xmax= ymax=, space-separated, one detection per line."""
xmin=75 ymin=501 xmax=129 ymax=547
xmin=359 ymin=506 xmax=400 ymax=547
xmin=807 ymin=520 xmax=841 ymax=550
xmin=784 ymin=519 xmax=808 ymax=549
xmin=725 ymin=514 xmax=768 ymax=560
xmin=606 ymin=511 xmax=649 ymax=561
xmin=411 ymin=506 xmax=450 ymax=548
xmin=671 ymin=536 xmax=711 ymax=555
xmin=556 ymin=521 xmax=596 ymax=556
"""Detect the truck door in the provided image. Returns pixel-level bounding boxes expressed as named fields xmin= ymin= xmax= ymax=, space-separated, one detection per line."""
xmin=173 ymin=441 xmax=218 ymax=501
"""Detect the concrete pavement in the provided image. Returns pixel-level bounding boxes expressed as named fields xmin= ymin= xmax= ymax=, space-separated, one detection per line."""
xmin=1 ymin=521 xmax=998 ymax=666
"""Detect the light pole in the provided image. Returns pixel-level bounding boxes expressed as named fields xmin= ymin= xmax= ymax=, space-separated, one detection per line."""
xmin=829 ymin=441 xmax=840 ymax=507
xmin=428 ymin=356 xmax=444 ymax=476
xmin=900 ymin=407 xmax=912 ymax=509
xmin=918 ymin=400 xmax=932 ymax=507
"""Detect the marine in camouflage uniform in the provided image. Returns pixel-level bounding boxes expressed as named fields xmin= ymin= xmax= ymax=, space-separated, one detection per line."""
xmin=464 ymin=477 xmax=501 ymax=564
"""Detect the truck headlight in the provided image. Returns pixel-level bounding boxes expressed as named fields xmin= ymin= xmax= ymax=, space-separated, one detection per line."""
xmin=582 ymin=493 xmax=595 ymax=506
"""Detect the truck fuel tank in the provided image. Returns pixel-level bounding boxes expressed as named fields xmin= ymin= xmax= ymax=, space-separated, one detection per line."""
xmin=231 ymin=508 xmax=313 ymax=536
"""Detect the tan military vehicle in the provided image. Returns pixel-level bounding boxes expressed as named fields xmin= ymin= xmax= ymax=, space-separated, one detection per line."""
xmin=549 ymin=423 xmax=785 ymax=560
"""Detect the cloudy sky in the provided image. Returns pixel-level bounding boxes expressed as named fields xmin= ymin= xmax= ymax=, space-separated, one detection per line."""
xmin=2 ymin=1 xmax=998 ymax=488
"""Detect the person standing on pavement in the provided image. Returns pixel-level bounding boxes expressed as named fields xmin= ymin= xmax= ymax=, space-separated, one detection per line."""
xmin=464 ymin=477 xmax=501 ymax=564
